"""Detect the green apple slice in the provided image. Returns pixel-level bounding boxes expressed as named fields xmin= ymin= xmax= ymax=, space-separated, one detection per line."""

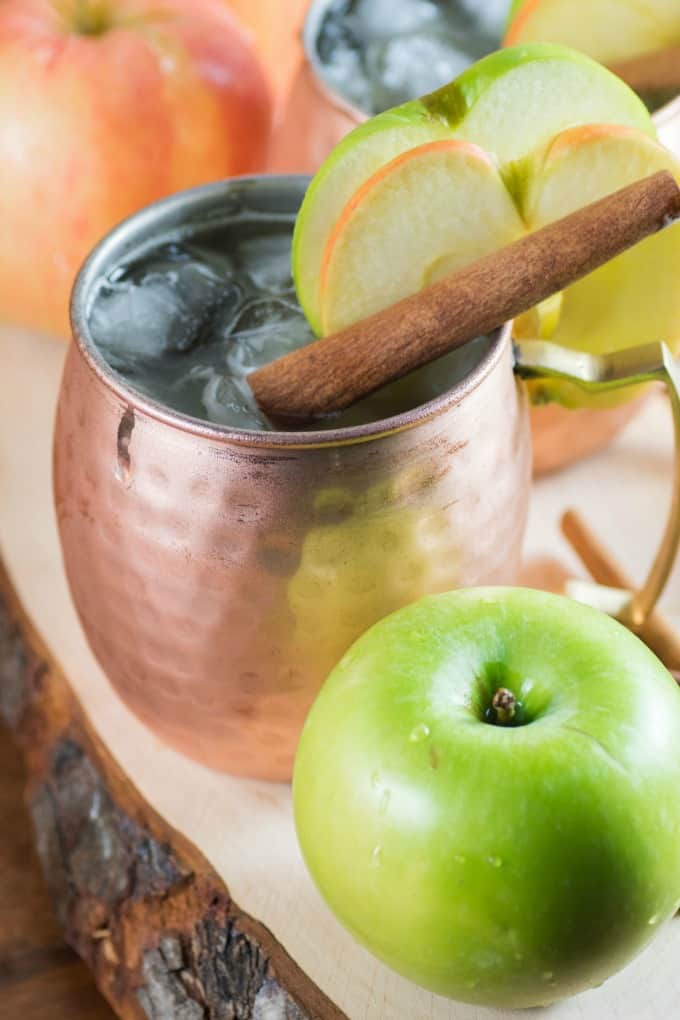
xmin=317 ymin=121 xmax=680 ymax=410
xmin=319 ymin=140 xmax=525 ymax=334
xmin=292 ymin=108 xmax=451 ymax=334
xmin=505 ymin=0 xmax=680 ymax=64
xmin=522 ymin=124 xmax=680 ymax=406
xmin=293 ymin=43 xmax=653 ymax=334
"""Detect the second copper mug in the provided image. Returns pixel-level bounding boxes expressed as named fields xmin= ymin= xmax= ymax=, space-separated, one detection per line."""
xmin=54 ymin=175 xmax=680 ymax=781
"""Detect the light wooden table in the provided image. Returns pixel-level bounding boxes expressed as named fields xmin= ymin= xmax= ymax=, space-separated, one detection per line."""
xmin=2 ymin=325 xmax=680 ymax=1019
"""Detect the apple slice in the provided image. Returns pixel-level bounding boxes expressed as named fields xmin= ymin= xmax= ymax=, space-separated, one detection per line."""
xmin=319 ymin=141 xmax=525 ymax=334
xmin=513 ymin=293 xmax=564 ymax=341
xmin=317 ymin=122 xmax=680 ymax=410
xmin=505 ymin=0 xmax=680 ymax=64
xmin=522 ymin=124 xmax=680 ymax=406
xmin=293 ymin=43 xmax=653 ymax=333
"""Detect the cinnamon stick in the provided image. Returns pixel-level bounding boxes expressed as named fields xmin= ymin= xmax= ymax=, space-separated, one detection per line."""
xmin=609 ymin=45 xmax=680 ymax=95
xmin=250 ymin=171 xmax=680 ymax=421
xmin=561 ymin=509 xmax=680 ymax=671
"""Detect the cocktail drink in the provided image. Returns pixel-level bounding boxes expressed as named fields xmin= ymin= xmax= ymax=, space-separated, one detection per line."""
xmin=55 ymin=176 xmax=531 ymax=780
xmin=312 ymin=0 xmax=509 ymax=117
xmin=89 ymin=192 xmax=491 ymax=432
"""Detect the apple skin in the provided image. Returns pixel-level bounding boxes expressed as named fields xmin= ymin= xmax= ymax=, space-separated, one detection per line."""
xmin=505 ymin=0 xmax=679 ymax=63
xmin=227 ymin=0 xmax=309 ymax=106
xmin=0 ymin=0 xmax=272 ymax=338
xmin=294 ymin=587 xmax=680 ymax=1007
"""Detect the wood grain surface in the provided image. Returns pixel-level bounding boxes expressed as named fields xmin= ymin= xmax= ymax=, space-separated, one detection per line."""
xmin=0 ymin=506 xmax=342 ymax=1020
xmin=0 ymin=719 xmax=116 ymax=1020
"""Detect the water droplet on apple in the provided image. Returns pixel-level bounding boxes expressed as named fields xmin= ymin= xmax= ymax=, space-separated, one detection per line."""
xmin=380 ymin=789 xmax=391 ymax=811
xmin=488 ymin=856 xmax=503 ymax=868
xmin=648 ymin=914 xmax=660 ymax=926
xmin=514 ymin=952 xmax=524 ymax=962
xmin=453 ymin=854 xmax=466 ymax=864
xmin=409 ymin=723 xmax=430 ymax=743
xmin=372 ymin=845 xmax=383 ymax=866
xmin=371 ymin=770 xmax=381 ymax=788
xmin=543 ymin=971 xmax=554 ymax=981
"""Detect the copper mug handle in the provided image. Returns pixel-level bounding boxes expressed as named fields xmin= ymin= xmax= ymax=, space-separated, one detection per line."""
xmin=514 ymin=339 xmax=680 ymax=630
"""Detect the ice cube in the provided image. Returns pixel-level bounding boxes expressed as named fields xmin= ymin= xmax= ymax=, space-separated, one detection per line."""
xmin=456 ymin=0 xmax=509 ymax=38
xmin=180 ymin=242 xmax=237 ymax=281
xmin=350 ymin=0 xmax=439 ymax=38
xmin=201 ymin=369 xmax=267 ymax=430
xmin=223 ymin=298 xmax=313 ymax=377
xmin=316 ymin=0 xmax=506 ymax=115
xmin=324 ymin=50 xmax=376 ymax=113
xmin=90 ymin=260 xmax=238 ymax=370
xmin=368 ymin=32 xmax=471 ymax=106
xmin=236 ymin=230 xmax=296 ymax=295
xmin=317 ymin=0 xmax=373 ymax=109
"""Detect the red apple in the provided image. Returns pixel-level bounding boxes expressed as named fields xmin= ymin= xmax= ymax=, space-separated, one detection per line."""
xmin=0 ymin=0 xmax=273 ymax=337
xmin=226 ymin=0 xmax=310 ymax=107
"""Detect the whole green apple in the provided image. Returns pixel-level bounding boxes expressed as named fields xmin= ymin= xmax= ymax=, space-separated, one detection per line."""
xmin=293 ymin=587 xmax=680 ymax=1008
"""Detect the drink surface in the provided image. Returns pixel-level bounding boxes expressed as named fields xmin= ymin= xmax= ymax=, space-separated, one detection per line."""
xmin=314 ymin=0 xmax=671 ymax=115
xmin=315 ymin=0 xmax=509 ymax=115
xmin=88 ymin=209 xmax=492 ymax=433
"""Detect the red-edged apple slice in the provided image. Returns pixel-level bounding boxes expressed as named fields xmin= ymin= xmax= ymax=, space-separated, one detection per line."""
xmin=526 ymin=127 xmax=680 ymax=346
xmin=505 ymin=0 xmax=679 ymax=65
xmin=523 ymin=124 xmax=680 ymax=406
xmin=318 ymin=140 xmax=525 ymax=335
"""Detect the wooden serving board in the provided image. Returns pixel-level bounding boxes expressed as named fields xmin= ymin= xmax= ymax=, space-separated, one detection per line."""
xmin=2 ymin=324 xmax=680 ymax=1020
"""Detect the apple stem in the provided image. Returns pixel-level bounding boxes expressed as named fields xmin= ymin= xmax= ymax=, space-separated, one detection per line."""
xmin=57 ymin=0 xmax=112 ymax=36
xmin=491 ymin=688 xmax=517 ymax=726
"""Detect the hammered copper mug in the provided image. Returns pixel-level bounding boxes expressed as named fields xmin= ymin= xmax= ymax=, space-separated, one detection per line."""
xmin=54 ymin=176 xmax=680 ymax=781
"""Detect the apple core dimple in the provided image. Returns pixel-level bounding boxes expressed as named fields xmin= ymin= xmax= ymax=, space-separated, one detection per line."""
xmin=63 ymin=1 xmax=114 ymax=37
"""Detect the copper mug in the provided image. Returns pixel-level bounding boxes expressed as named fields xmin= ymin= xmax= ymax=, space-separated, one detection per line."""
xmin=54 ymin=175 xmax=680 ymax=781
xmin=269 ymin=0 xmax=680 ymax=475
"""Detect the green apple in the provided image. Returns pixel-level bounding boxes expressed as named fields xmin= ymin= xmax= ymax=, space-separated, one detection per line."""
xmin=294 ymin=587 xmax=680 ymax=1007
xmin=505 ymin=0 xmax=679 ymax=65
xmin=293 ymin=43 xmax=653 ymax=334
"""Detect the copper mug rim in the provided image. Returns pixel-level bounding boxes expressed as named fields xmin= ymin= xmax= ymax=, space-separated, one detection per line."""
xmin=302 ymin=0 xmax=367 ymax=124
xmin=301 ymin=0 xmax=680 ymax=129
xmin=70 ymin=173 xmax=511 ymax=452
